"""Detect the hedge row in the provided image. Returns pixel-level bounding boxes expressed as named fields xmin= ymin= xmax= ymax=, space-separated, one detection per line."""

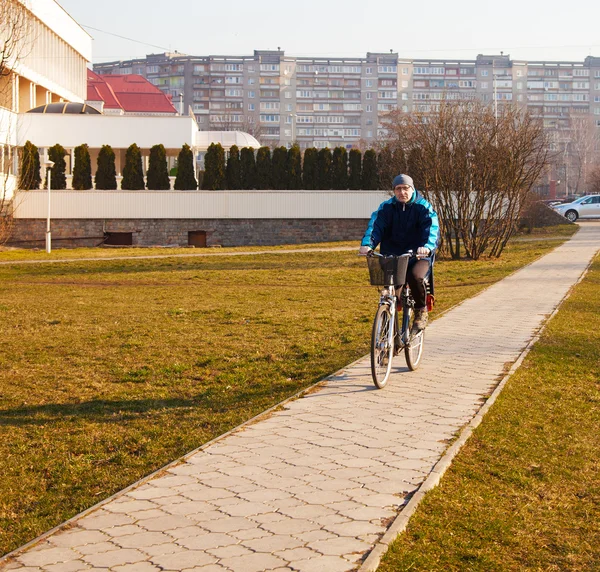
xmin=202 ymin=143 xmax=379 ymax=191
xmin=18 ymin=142 xmax=198 ymax=191
xmin=18 ymin=142 xmax=385 ymax=191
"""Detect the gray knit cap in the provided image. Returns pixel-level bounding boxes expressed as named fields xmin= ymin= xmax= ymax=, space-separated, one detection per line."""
xmin=392 ymin=174 xmax=414 ymax=189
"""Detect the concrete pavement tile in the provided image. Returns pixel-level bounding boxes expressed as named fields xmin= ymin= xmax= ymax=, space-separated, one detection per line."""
xmin=103 ymin=525 xmax=147 ymax=538
xmin=312 ymin=514 xmax=352 ymax=527
xmin=127 ymin=508 xmax=169 ymax=520
xmin=242 ymin=534 xmax=304 ymax=553
xmin=45 ymin=560 xmax=91 ymax=571
xmin=150 ymin=550 xmax=217 ymax=569
xmin=307 ymin=536 xmax=373 ymax=557
xmin=126 ymin=486 xmax=178 ymax=500
xmin=180 ymin=488 xmax=236 ymax=502
xmin=82 ymin=548 xmax=148 ymax=568
xmin=77 ymin=511 xmax=134 ymax=530
xmin=206 ymin=544 xmax=254 ymax=559
xmin=201 ymin=516 xmax=260 ymax=533
xmin=72 ymin=541 xmax=121 ymax=556
xmin=237 ymin=489 xmax=291 ymax=503
xmin=260 ymin=518 xmax=321 ymax=535
xmin=228 ymin=528 xmax=273 ymax=541
xmin=218 ymin=552 xmax=287 ymax=572
xmin=48 ymin=529 xmax=109 ymax=547
xmin=323 ymin=520 xmax=384 ymax=537
xmin=137 ymin=542 xmax=188 ymax=558
xmin=290 ymin=555 xmax=356 ymax=572
xmin=141 ymin=514 xmax=197 ymax=532
xmin=340 ymin=505 xmax=397 ymax=521
xmin=277 ymin=504 xmax=333 ymax=521
xmin=219 ymin=501 xmax=277 ymax=517
xmin=166 ymin=525 xmax=209 ymax=540
xmin=292 ymin=489 xmax=349 ymax=505
xmin=114 ymin=531 xmax=174 ymax=548
xmin=273 ymin=547 xmax=321 ymax=562
xmin=176 ymin=533 xmax=237 ymax=550
xmin=162 ymin=500 xmax=216 ymax=516
xmin=104 ymin=500 xmax=158 ymax=514
xmin=113 ymin=563 xmax=161 ymax=572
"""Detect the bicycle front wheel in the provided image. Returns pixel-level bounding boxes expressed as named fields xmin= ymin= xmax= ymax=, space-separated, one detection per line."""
xmin=404 ymin=306 xmax=425 ymax=371
xmin=371 ymin=304 xmax=394 ymax=389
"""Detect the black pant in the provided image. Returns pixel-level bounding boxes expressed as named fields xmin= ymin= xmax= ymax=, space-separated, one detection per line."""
xmin=404 ymin=259 xmax=430 ymax=308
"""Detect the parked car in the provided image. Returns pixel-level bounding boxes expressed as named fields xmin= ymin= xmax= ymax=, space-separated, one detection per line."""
xmin=552 ymin=194 xmax=600 ymax=221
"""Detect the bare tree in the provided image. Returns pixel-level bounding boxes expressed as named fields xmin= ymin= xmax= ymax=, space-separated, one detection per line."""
xmin=567 ymin=115 xmax=599 ymax=195
xmin=381 ymin=100 xmax=549 ymax=259
xmin=1 ymin=0 xmax=33 ymax=245
xmin=589 ymin=165 xmax=600 ymax=195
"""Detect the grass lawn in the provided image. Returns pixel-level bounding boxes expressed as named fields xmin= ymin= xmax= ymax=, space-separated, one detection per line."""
xmin=0 ymin=226 xmax=576 ymax=556
xmin=379 ymin=252 xmax=600 ymax=571
xmin=0 ymin=241 xmax=357 ymax=263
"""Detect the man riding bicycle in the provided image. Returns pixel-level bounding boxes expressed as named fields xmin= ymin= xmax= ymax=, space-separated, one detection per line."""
xmin=359 ymin=174 xmax=440 ymax=333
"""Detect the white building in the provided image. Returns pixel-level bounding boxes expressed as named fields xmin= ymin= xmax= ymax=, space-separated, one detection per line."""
xmin=0 ymin=0 xmax=91 ymax=198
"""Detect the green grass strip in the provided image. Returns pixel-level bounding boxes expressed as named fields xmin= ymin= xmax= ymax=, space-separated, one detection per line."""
xmin=379 ymin=252 xmax=600 ymax=571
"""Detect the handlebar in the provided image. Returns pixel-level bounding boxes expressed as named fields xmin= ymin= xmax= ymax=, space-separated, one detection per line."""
xmin=360 ymin=249 xmax=430 ymax=260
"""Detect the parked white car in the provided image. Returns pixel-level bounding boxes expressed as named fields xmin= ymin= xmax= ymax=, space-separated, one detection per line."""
xmin=552 ymin=195 xmax=600 ymax=221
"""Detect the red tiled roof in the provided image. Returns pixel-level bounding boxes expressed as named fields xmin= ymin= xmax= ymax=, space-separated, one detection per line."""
xmin=87 ymin=69 xmax=177 ymax=114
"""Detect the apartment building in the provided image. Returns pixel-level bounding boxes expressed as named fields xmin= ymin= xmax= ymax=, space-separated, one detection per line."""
xmin=0 ymin=0 xmax=91 ymax=196
xmin=94 ymin=50 xmax=600 ymax=142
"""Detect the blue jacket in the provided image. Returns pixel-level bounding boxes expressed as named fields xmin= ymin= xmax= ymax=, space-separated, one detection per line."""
xmin=361 ymin=190 xmax=440 ymax=255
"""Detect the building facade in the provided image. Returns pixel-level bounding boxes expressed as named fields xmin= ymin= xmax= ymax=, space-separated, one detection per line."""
xmin=93 ymin=52 xmax=600 ymax=141
xmin=0 ymin=0 xmax=91 ymax=198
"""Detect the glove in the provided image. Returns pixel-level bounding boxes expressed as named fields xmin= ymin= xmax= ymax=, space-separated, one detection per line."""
xmin=416 ymin=247 xmax=430 ymax=257
xmin=359 ymin=245 xmax=372 ymax=255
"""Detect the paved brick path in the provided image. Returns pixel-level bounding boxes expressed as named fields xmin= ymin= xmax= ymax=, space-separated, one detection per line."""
xmin=2 ymin=224 xmax=599 ymax=572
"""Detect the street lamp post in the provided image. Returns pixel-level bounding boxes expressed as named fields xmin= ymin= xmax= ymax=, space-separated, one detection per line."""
xmin=44 ymin=159 xmax=55 ymax=254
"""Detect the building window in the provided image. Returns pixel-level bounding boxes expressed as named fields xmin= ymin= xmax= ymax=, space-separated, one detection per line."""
xmin=366 ymin=67 xmax=372 ymax=74
xmin=366 ymin=92 xmax=373 ymax=99
xmin=481 ymin=82 xmax=488 ymax=89
xmin=402 ymin=67 xmax=409 ymax=75
xmin=248 ymin=91 xmax=255 ymax=98
xmin=248 ymin=103 xmax=255 ymax=111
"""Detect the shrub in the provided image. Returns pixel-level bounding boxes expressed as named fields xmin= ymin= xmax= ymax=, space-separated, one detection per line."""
xmin=202 ymin=143 xmax=225 ymax=190
xmin=47 ymin=144 xmax=67 ymax=190
xmin=271 ymin=146 xmax=288 ymax=189
xmin=287 ymin=145 xmax=302 ymax=190
xmin=174 ymin=143 xmax=197 ymax=190
xmin=332 ymin=147 xmax=348 ymax=190
xmin=302 ymin=148 xmax=318 ymax=190
xmin=121 ymin=143 xmax=145 ymax=190
xmin=256 ymin=146 xmax=272 ymax=189
xmin=72 ymin=144 xmax=92 ymax=190
xmin=316 ymin=147 xmax=333 ymax=190
xmin=95 ymin=145 xmax=117 ymax=190
xmin=147 ymin=144 xmax=170 ymax=190
xmin=348 ymin=149 xmax=362 ymax=190
xmin=362 ymin=149 xmax=379 ymax=190
xmin=225 ymin=145 xmax=241 ymax=190
xmin=18 ymin=140 xmax=41 ymax=190
xmin=240 ymin=147 xmax=257 ymax=190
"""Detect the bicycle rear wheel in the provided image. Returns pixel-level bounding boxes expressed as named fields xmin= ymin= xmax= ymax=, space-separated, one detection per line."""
xmin=404 ymin=306 xmax=425 ymax=371
xmin=371 ymin=304 xmax=394 ymax=389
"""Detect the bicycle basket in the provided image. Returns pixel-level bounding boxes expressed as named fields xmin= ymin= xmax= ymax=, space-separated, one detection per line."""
xmin=367 ymin=255 xmax=410 ymax=286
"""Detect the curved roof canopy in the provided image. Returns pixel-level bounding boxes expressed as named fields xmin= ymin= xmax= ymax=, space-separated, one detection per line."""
xmin=195 ymin=131 xmax=261 ymax=150
xmin=27 ymin=102 xmax=101 ymax=115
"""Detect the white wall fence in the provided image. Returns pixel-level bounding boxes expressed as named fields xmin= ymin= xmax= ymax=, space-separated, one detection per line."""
xmin=14 ymin=190 xmax=391 ymax=220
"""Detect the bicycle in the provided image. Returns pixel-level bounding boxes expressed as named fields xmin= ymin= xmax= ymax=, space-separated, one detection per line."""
xmin=365 ymin=251 xmax=430 ymax=389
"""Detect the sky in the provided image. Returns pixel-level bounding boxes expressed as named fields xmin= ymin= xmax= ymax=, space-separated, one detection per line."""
xmin=57 ymin=0 xmax=600 ymax=65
